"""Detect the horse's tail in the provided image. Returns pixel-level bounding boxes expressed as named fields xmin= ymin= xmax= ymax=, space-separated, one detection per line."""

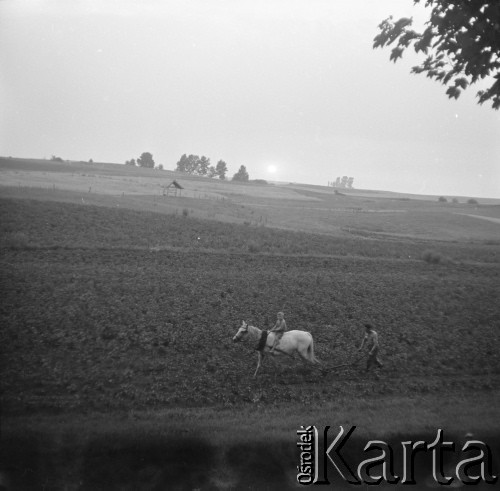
xmin=307 ymin=335 xmax=320 ymax=364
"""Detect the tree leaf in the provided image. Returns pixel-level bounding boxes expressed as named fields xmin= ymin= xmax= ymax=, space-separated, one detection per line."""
xmin=390 ymin=47 xmax=404 ymax=62
xmin=445 ymin=86 xmax=461 ymax=99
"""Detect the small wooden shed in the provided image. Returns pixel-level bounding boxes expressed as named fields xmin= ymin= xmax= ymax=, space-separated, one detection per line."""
xmin=163 ymin=180 xmax=183 ymax=197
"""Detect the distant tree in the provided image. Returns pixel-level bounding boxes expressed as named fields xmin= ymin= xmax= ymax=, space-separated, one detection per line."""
xmin=175 ymin=154 xmax=229 ymax=177
xmin=341 ymin=176 xmax=349 ymax=188
xmin=467 ymin=198 xmax=479 ymax=205
xmin=438 ymin=196 xmax=447 ymax=202
xmin=175 ymin=154 xmax=200 ymax=174
xmin=175 ymin=154 xmax=189 ymax=173
xmin=373 ymin=1 xmax=500 ymax=109
xmin=232 ymin=165 xmax=249 ymax=182
xmin=187 ymin=154 xmax=200 ymax=174
xmin=347 ymin=177 xmax=354 ymax=189
xmin=89 ymin=158 xmax=94 ymax=163
xmin=215 ymin=159 xmax=228 ymax=180
xmin=157 ymin=164 xmax=164 ymax=170
xmin=125 ymin=158 xmax=136 ymax=166
xmin=198 ymin=156 xmax=211 ymax=176
xmin=137 ymin=152 xmax=155 ymax=168
xmin=51 ymin=155 xmax=64 ymax=162
xmin=334 ymin=177 xmax=341 ymax=188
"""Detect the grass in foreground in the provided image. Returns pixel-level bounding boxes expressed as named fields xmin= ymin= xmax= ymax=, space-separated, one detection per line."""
xmin=2 ymin=391 xmax=499 ymax=490
xmin=4 ymin=390 xmax=499 ymax=444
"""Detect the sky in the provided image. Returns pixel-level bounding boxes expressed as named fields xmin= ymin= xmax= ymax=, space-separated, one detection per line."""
xmin=0 ymin=0 xmax=499 ymax=198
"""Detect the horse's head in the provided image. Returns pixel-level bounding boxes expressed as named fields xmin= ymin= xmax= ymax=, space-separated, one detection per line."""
xmin=232 ymin=320 xmax=249 ymax=342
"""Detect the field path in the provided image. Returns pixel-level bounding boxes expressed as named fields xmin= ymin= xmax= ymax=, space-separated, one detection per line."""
xmin=458 ymin=213 xmax=500 ymax=225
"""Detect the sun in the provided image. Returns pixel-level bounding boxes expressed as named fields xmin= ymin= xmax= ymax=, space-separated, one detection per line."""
xmin=267 ymin=164 xmax=277 ymax=174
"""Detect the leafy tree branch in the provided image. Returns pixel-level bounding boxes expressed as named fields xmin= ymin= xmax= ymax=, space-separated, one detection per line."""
xmin=374 ymin=1 xmax=500 ymax=109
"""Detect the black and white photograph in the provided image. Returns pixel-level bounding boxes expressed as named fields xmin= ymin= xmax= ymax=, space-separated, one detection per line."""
xmin=1 ymin=0 xmax=499 ymax=489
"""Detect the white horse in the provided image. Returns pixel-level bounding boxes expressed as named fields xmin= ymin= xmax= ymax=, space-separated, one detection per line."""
xmin=232 ymin=320 xmax=321 ymax=378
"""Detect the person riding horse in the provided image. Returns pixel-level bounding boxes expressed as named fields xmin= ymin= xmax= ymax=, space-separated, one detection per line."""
xmin=232 ymin=320 xmax=320 ymax=378
xmin=270 ymin=311 xmax=287 ymax=353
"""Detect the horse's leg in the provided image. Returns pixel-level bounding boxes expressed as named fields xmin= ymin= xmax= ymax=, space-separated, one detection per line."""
xmin=305 ymin=338 xmax=321 ymax=365
xmin=297 ymin=343 xmax=326 ymax=375
xmin=253 ymin=352 xmax=262 ymax=378
xmin=297 ymin=343 xmax=314 ymax=364
xmin=269 ymin=352 xmax=279 ymax=382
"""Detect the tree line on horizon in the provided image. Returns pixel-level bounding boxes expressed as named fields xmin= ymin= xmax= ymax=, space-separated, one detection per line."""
xmin=124 ymin=151 xmax=251 ymax=182
xmin=125 ymin=152 xmax=161 ymax=170
xmin=174 ymin=154 xmax=251 ymax=182
xmin=330 ymin=176 xmax=354 ymax=189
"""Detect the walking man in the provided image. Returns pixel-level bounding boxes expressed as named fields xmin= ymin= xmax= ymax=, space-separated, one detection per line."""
xmin=359 ymin=323 xmax=383 ymax=371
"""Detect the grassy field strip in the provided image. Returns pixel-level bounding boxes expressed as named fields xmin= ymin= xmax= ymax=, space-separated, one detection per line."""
xmin=458 ymin=213 xmax=500 ymax=225
xmin=2 ymin=179 xmax=500 ymax=241
xmin=3 ymin=194 xmax=497 ymax=261
xmin=0 ymin=168 xmax=316 ymax=201
xmin=4 ymin=390 xmax=500 ymax=444
xmin=3 ymin=240 xmax=500 ymax=269
xmin=234 ymin=201 xmax=410 ymax=213
xmin=287 ymin=183 xmax=500 ymax=205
